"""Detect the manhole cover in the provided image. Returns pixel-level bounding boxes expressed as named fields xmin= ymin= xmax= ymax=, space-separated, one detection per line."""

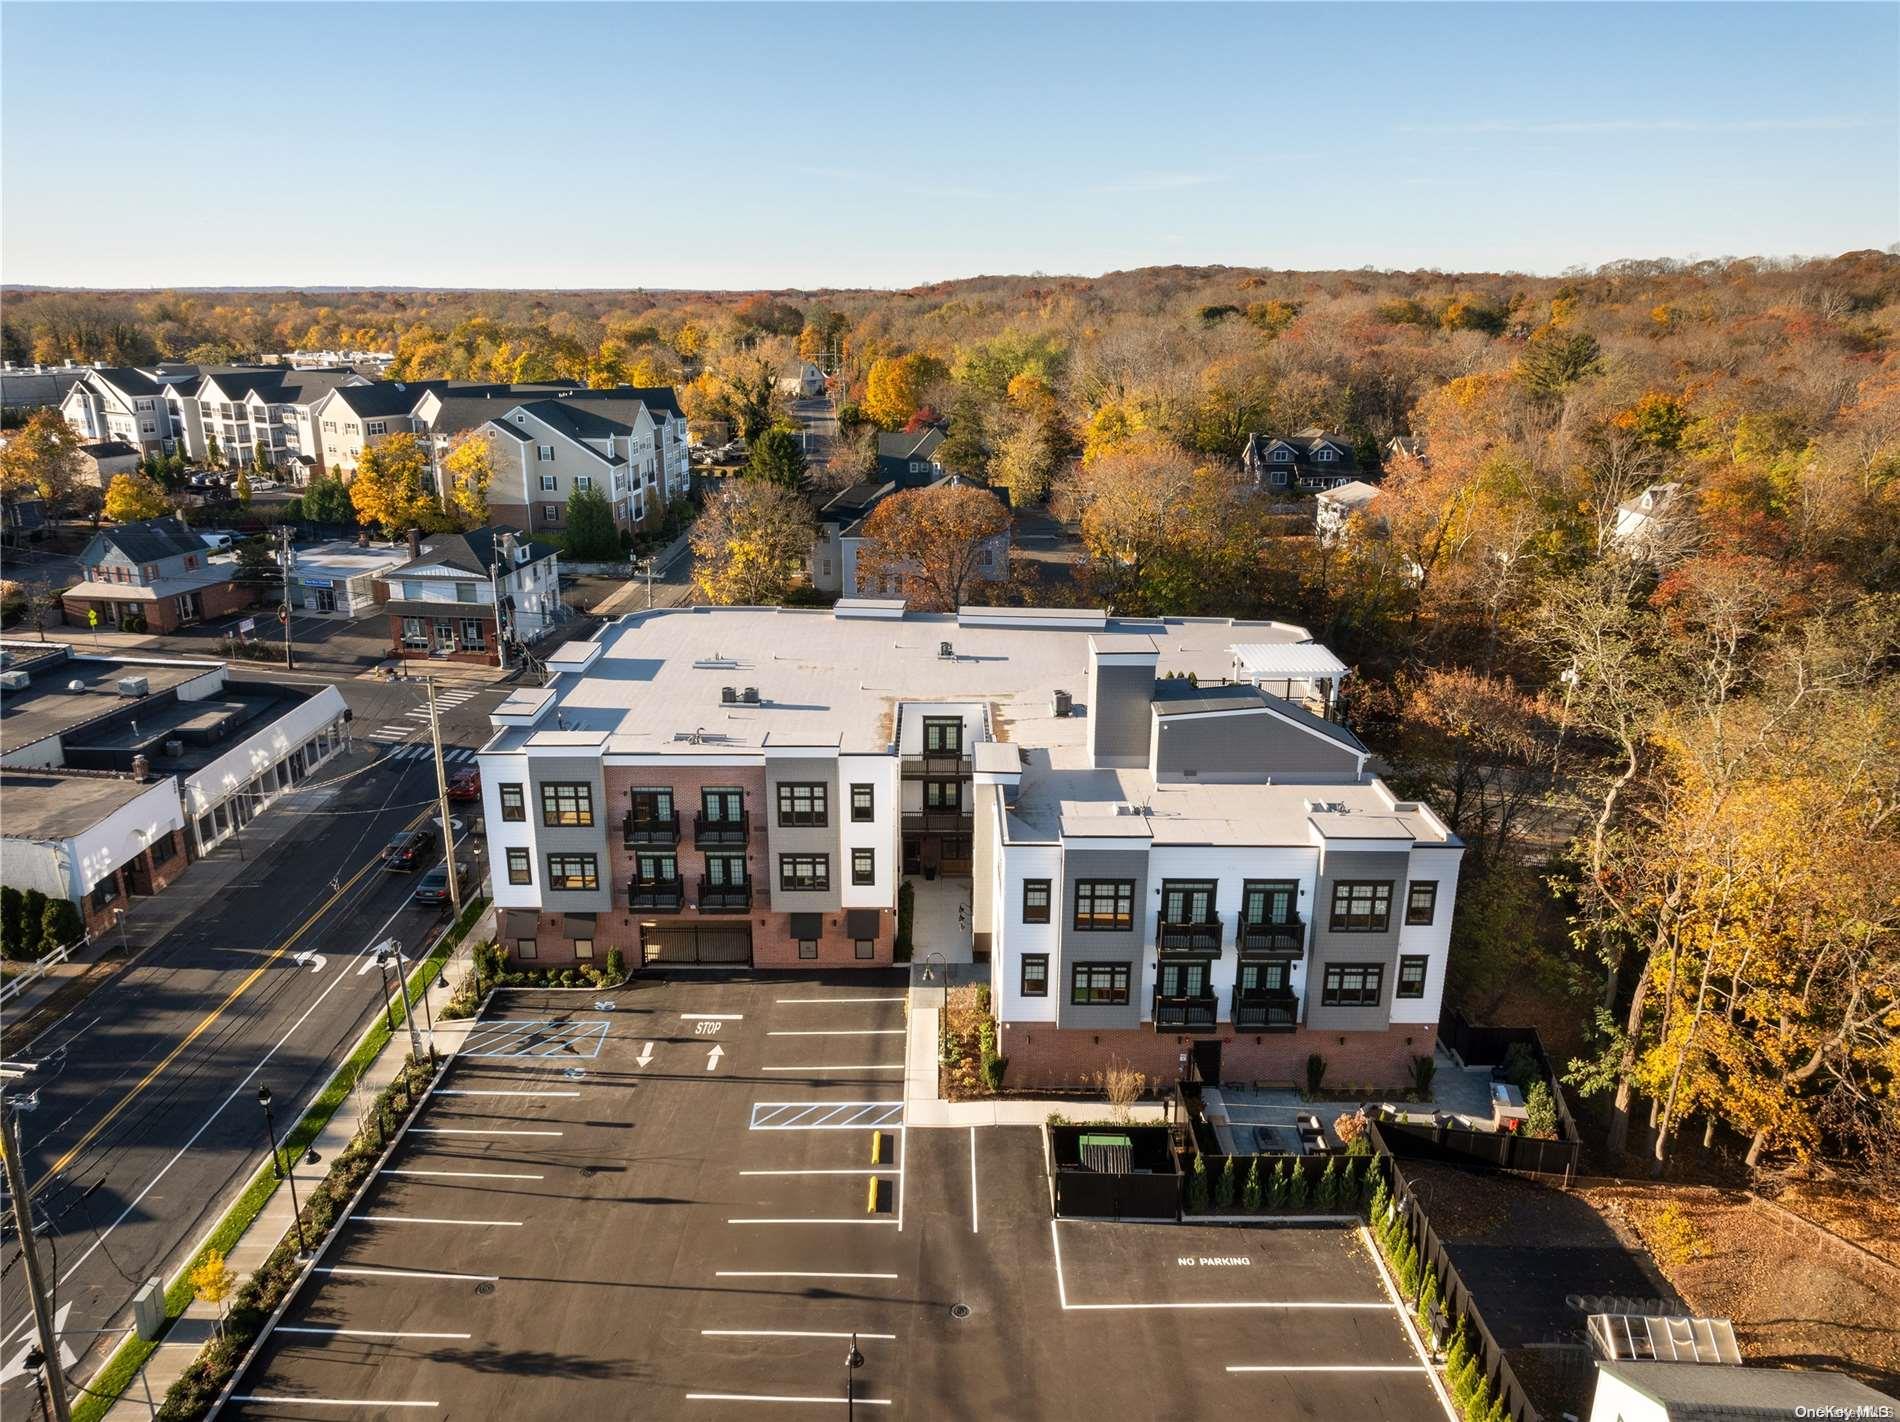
xmin=562 ymin=1066 xmax=586 ymax=1081
xmin=950 ymin=1303 xmax=971 ymax=1320
xmin=474 ymin=1282 xmax=495 ymax=1296
xmin=580 ymin=1166 xmax=598 ymax=1178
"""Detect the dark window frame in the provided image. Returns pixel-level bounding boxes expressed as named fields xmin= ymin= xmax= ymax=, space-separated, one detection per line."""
xmin=1242 ymin=878 xmax=1299 ymax=924
xmin=1158 ymin=878 xmax=1218 ymax=924
xmin=1020 ymin=953 xmax=1049 ymax=997
xmin=540 ymin=781 xmax=595 ymax=828
xmin=854 ymin=939 xmax=875 ymax=960
xmin=1072 ymin=879 xmax=1135 ymax=932
xmin=1321 ymin=962 xmax=1384 ymax=1008
xmin=1406 ymin=881 xmax=1439 ymax=926
xmin=634 ymin=851 xmax=678 ymax=883
xmin=797 ymin=938 xmax=818 ymax=960
xmin=703 ymin=853 xmax=746 ymax=886
xmin=546 ymin=853 xmax=599 ymax=892
xmin=778 ymin=853 xmax=830 ymax=892
xmin=506 ymin=847 xmax=531 ymax=885
xmin=776 ymin=782 xmax=829 ymax=827
xmin=1070 ymin=961 xmax=1131 ymax=1006
xmin=1396 ymin=955 xmax=1429 ymax=999
xmin=849 ymin=783 xmax=875 ymax=822
xmin=923 ymin=778 xmax=962 ymax=810
xmin=701 ymin=786 xmax=744 ymax=822
xmin=922 ymin=715 xmax=963 ymax=754
xmin=1329 ymin=880 xmax=1393 ymax=933
xmin=1022 ymin=879 xmax=1051 ymax=924
xmin=630 ymin=786 xmax=674 ymax=821
xmin=851 ymin=848 xmax=875 ymax=886
xmin=498 ymin=783 xmax=525 ymax=822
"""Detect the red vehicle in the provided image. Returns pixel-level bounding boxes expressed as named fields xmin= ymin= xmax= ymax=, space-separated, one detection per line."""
xmin=447 ymin=766 xmax=481 ymax=801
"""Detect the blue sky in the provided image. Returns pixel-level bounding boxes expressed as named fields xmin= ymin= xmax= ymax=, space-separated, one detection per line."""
xmin=3 ymin=2 xmax=1893 ymax=289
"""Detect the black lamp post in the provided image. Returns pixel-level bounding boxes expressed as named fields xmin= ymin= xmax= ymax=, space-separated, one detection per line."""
xmin=376 ymin=953 xmax=395 ymax=1031
xmin=845 ymin=1333 xmax=864 ymax=1420
xmin=258 ymin=1085 xmax=309 ymax=1256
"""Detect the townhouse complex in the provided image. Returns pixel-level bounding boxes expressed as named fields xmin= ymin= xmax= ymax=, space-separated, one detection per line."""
xmin=476 ymin=602 xmax=1462 ymax=1089
xmin=55 ymin=364 xmax=690 ymax=540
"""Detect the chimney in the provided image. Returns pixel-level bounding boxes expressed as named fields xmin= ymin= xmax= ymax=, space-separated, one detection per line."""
xmin=1085 ymin=634 xmax=1159 ymax=770
xmin=132 ymin=754 xmax=151 ymax=783
xmin=406 ymin=528 xmax=421 ymax=559
xmin=357 ymin=529 xmax=370 ymax=548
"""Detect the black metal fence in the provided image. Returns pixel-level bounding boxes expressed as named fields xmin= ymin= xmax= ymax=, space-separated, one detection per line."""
xmin=1441 ymin=1010 xmax=1582 ymax=1144
xmin=1372 ymin=1123 xmax=1543 ymax=1422
xmin=1379 ymin=1115 xmax=1580 ymax=1180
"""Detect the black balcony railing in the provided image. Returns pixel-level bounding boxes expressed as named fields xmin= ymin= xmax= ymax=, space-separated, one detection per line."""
xmin=1232 ymin=988 xmax=1299 ymax=1032
xmin=901 ymin=808 xmax=974 ymax=834
xmin=1236 ymin=915 xmax=1305 ymax=956
xmin=901 ymin=752 xmax=972 ymax=779
xmin=697 ymin=877 xmax=751 ymax=912
xmin=1157 ymin=918 xmax=1223 ymax=953
xmin=629 ymin=876 xmax=684 ymax=911
xmin=1153 ymin=993 xmax=1219 ymax=1032
xmin=694 ymin=811 xmax=749 ymax=849
xmin=623 ymin=812 xmax=679 ymax=848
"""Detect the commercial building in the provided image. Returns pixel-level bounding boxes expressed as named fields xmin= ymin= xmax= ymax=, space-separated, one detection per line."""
xmin=474 ymin=603 xmax=1462 ymax=1088
xmin=0 ymin=642 xmax=349 ymax=935
xmin=377 ymin=526 xmax=562 ymax=666
xmin=62 ymin=516 xmax=252 ymax=633
xmin=285 ymin=539 xmax=411 ymax=618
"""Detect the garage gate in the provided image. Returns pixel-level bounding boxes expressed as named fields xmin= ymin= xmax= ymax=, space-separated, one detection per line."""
xmin=640 ymin=923 xmax=753 ymax=966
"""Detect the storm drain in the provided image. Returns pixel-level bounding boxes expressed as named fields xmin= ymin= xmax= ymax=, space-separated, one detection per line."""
xmin=950 ymin=1303 xmax=971 ymax=1320
xmin=475 ymin=1282 xmax=495 ymax=1296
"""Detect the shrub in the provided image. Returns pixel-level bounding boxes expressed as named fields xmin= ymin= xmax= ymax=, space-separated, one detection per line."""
xmin=41 ymin=898 xmax=84 ymax=955
xmin=122 ymin=612 xmax=148 ymax=633
xmin=1186 ymin=1154 xmax=1209 ymax=1214
xmin=981 ymin=1054 xmax=1008 ymax=1091
xmin=1268 ymin=1159 xmax=1288 ymax=1209
xmin=1467 ymin=1370 xmax=1496 ymax=1422
xmin=20 ymin=889 xmax=48 ymax=959
xmin=1333 ymin=1110 xmax=1367 ymax=1150
xmin=603 ymin=946 xmax=626 ymax=985
xmin=1316 ymin=1157 xmax=1340 ymax=1211
xmin=1443 ymin=1320 xmax=1472 ymax=1385
xmin=1214 ymin=1156 xmax=1237 ymax=1211
xmin=1524 ymin=1081 xmax=1559 ymax=1139
xmin=1500 ymin=1040 xmax=1541 ymax=1095
xmin=1285 ymin=1160 xmax=1309 ymax=1210
xmin=1410 ymin=1053 xmax=1437 ymax=1096
xmin=975 ymin=984 xmax=991 ymax=1015
xmin=1646 ymin=1202 xmax=1707 ymax=1270
xmin=1396 ymin=1236 xmax=1422 ymax=1300
xmin=1094 ymin=1058 xmax=1147 ymax=1118
xmin=1242 ymin=1157 xmax=1263 ymax=1212
xmin=0 ymin=886 xmax=24 ymax=960
xmin=1305 ymin=1052 xmax=1328 ymax=1095
xmin=1450 ymin=1348 xmax=1481 ymax=1412
xmin=1338 ymin=1157 xmax=1362 ymax=1210
xmin=1415 ymin=1261 xmax=1440 ymax=1334
xmin=1368 ymin=1171 xmax=1390 ymax=1225
xmin=1482 ymin=1392 xmax=1509 ymax=1422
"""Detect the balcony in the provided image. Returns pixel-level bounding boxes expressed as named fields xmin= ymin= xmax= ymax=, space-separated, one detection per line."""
xmin=623 ymin=812 xmax=679 ymax=848
xmin=1153 ymin=993 xmax=1219 ymax=1033
xmin=1157 ymin=918 xmax=1223 ymax=954
xmin=697 ymin=877 xmax=752 ymax=912
xmin=1232 ymin=988 xmax=1299 ymax=1032
xmin=629 ymin=876 xmax=684 ymax=911
xmin=901 ymin=751 xmax=972 ymax=779
xmin=1236 ymin=915 xmax=1305 ymax=956
xmin=901 ymin=808 xmax=973 ymax=835
xmin=694 ymin=810 xmax=749 ymax=849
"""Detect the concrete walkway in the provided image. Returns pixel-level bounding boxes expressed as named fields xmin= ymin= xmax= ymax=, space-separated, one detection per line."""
xmin=907 ymin=877 xmax=973 ymax=964
xmin=100 ymin=915 xmax=488 ymax=1420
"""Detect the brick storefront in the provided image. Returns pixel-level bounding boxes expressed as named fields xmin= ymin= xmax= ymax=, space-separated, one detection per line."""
xmin=63 ymin=577 xmax=251 ymax=635
xmin=504 ymin=905 xmax=894 ymax=970
xmin=996 ymin=1018 xmax=1432 ymax=1092
xmin=80 ymin=827 xmax=192 ymax=939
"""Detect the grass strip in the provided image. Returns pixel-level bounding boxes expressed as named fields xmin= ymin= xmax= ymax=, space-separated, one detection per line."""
xmin=71 ymin=896 xmax=486 ymax=1422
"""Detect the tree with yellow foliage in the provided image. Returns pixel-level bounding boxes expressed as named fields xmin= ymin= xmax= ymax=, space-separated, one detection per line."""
xmin=862 ymin=353 xmax=947 ymax=431
xmin=103 ymin=472 xmax=173 ymax=522
xmin=441 ymin=432 xmax=495 ymax=528
xmin=689 ymin=478 xmax=813 ymax=606
xmin=190 ymin=1248 xmax=238 ymax=1337
xmin=0 ymin=409 xmax=86 ymax=514
xmin=349 ymin=433 xmax=439 ymax=535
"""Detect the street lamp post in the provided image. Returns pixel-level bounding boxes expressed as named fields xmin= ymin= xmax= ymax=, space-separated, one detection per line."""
xmin=376 ymin=952 xmax=395 ymax=1031
xmin=376 ymin=940 xmax=423 ymax=1062
xmin=392 ymin=942 xmax=438 ymax=1068
xmin=844 ymin=1333 xmax=864 ymax=1420
xmin=257 ymin=1086 xmax=308 ymax=1256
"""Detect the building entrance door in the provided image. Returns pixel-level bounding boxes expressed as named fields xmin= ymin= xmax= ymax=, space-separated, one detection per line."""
xmin=1191 ymin=1039 xmax=1222 ymax=1087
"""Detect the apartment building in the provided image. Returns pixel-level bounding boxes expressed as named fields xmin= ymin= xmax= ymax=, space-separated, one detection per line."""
xmin=309 ymin=380 xmax=446 ymax=478
xmin=193 ymin=367 xmax=368 ymax=479
xmin=476 ymin=603 xmax=1462 ymax=1089
xmin=60 ymin=366 xmax=196 ymax=457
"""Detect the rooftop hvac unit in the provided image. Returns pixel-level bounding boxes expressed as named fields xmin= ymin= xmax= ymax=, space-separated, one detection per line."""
xmin=938 ymin=641 xmax=954 ymax=659
xmin=163 ymin=739 xmax=184 ymax=757
xmin=0 ymin=670 xmax=29 ymax=692
xmin=741 ymin=687 xmax=760 ymax=704
xmin=721 ymin=686 xmax=737 ymax=705
xmin=117 ymin=676 xmax=150 ymax=698
xmin=1052 ymin=689 xmax=1073 ymax=718
xmin=67 ymin=679 xmax=87 ymax=693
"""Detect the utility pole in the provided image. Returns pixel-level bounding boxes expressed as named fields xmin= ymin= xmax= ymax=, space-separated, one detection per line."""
xmin=1 ymin=1064 xmax=73 ymax=1422
xmin=489 ymin=544 xmax=507 ymax=672
xmin=278 ymin=525 xmax=295 ymax=670
xmin=427 ymin=677 xmax=462 ymax=914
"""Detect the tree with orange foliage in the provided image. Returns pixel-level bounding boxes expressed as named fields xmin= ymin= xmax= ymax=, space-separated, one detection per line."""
xmin=855 ymin=481 xmax=1010 ymax=611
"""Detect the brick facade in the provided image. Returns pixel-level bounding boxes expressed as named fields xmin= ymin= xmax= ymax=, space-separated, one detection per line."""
xmin=386 ymin=614 xmax=499 ymax=667
xmin=80 ymin=828 xmax=191 ymax=939
xmin=996 ymin=1018 xmax=1432 ymax=1092
xmin=63 ymin=577 xmax=251 ymax=635
xmin=504 ymin=906 xmax=894 ymax=970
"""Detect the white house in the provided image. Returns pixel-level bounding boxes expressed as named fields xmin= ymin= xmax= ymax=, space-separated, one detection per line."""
xmin=1314 ymin=480 xmax=1382 ymax=542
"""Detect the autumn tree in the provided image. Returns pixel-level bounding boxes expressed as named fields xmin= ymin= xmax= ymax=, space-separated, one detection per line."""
xmin=862 ymin=353 xmax=948 ymax=431
xmin=103 ymin=472 xmax=173 ymax=522
xmin=855 ymin=482 xmax=1011 ymax=611
xmin=690 ymin=478 xmax=814 ymax=605
xmin=348 ymin=432 xmax=438 ymax=535
xmin=441 ymin=431 xmax=496 ymax=527
xmin=0 ymin=408 xmax=86 ymax=514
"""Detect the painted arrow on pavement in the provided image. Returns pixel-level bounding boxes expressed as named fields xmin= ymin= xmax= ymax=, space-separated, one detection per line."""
xmin=635 ymin=1042 xmax=654 ymax=1068
xmin=0 ymin=1302 xmax=75 ymax=1386
xmin=293 ymin=950 xmax=327 ymax=973
xmin=705 ymin=1044 xmax=724 ymax=1071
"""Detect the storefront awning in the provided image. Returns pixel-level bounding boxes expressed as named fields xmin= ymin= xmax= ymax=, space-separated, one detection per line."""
xmin=788 ymin=913 xmax=824 ymax=940
xmin=844 ymin=909 xmax=880 ymax=940
xmin=563 ymin=913 xmax=598 ymax=937
xmin=501 ymin=909 xmax=540 ymax=939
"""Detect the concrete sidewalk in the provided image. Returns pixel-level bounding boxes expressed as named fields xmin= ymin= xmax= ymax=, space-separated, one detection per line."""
xmin=99 ymin=914 xmax=489 ymax=1420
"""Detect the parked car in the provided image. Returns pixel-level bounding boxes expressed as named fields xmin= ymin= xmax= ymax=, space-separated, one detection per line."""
xmin=446 ymin=766 xmax=481 ymax=801
xmin=411 ymin=862 xmax=469 ymax=905
xmin=381 ymin=829 xmax=431 ymax=872
xmin=199 ymin=532 xmax=236 ymax=551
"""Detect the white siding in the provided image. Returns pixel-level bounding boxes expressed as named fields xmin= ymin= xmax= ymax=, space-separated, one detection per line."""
xmin=838 ymin=753 xmax=900 ymax=907
xmin=480 ymin=753 xmax=537 ymax=907
xmin=994 ymin=840 xmax=1062 ymax=1023
xmin=1389 ymin=843 xmax=1463 ymax=1025
xmin=1145 ymin=845 xmax=1318 ymax=1024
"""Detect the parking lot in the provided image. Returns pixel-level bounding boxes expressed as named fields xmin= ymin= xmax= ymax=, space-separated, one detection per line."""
xmin=226 ymin=978 xmax=1446 ymax=1420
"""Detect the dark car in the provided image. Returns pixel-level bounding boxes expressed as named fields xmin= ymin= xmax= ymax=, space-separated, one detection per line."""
xmin=446 ymin=766 xmax=481 ymax=801
xmin=412 ymin=862 xmax=469 ymax=905
xmin=382 ymin=830 xmax=431 ymax=872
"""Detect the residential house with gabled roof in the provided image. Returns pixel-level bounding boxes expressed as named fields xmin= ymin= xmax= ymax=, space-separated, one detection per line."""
xmin=60 ymin=366 xmax=192 ymax=458
xmin=377 ymin=526 xmax=562 ymax=666
xmin=195 ymin=366 xmax=369 ymax=481
xmin=1242 ymin=428 xmax=1366 ymax=492
xmin=874 ymin=425 xmax=947 ymax=486
xmin=1314 ymin=480 xmax=1383 ymax=543
xmin=60 ymin=516 xmax=253 ymax=633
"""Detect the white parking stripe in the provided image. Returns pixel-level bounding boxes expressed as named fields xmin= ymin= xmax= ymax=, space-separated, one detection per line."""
xmin=702 ymin=1331 xmax=896 ymax=1341
xmin=766 ymin=1030 xmax=905 ymax=1037
xmin=775 ymin=996 xmax=907 ymax=1004
xmin=231 ymin=1397 xmax=438 ymax=1410
xmin=1226 ymin=1365 xmax=1430 ymax=1373
xmin=748 ymin=1101 xmax=904 ymax=1130
xmin=760 ymin=1064 xmax=904 ymax=1072
xmin=435 ymin=1090 xmax=580 ymax=1097
xmin=1048 ymin=1219 xmax=1396 ymax=1311
xmin=714 ymin=1271 xmax=899 ymax=1280
xmin=681 ymin=1013 xmax=744 ymax=1021
xmin=278 ymin=1328 xmax=473 ymax=1341
xmin=351 ymin=1215 xmax=524 ymax=1227
xmin=739 ymin=1169 xmax=899 ymax=1177
xmin=726 ymin=1218 xmax=898 ymax=1225
xmin=410 ymin=1128 xmax=564 ymax=1137
xmin=686 ymin=1396 xmax=889 ymax=1408
xmin=316 ymin=1266 xmax=497 ymax=1282
xmin=382 ymin=1169 xmax=544 ymax=1180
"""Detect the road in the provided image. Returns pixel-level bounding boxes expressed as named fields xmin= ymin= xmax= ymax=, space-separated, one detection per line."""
xmin=0 ymin=669 xmax=508 ymax=1417
xmin=788 ymin=393 xmax=837 ymax=468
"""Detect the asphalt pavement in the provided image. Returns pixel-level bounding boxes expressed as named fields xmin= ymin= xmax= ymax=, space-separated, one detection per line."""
xmin=0 ymin=672 xmax=508 ymax=1418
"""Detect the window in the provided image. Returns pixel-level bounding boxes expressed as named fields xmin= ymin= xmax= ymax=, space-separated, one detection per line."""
xmin=573 ymin=937 xmax=594 ymax=960
xmin=402 ymin=580 xmax=423 ymax=599
xmin=1329 ymin=881 xmax=1393 ymax=933
xmin=855 ymin=939 xmax=875 ymax=960
xmin=1321 ymin=963 xmax=1383 ymax=1008
xmin=516 ymin=937 xmax=538 ymax=960
xmin=1073 ymin=879 xmax=1135 ymax=931
xmin=924 ymin=778 xmax=961 ymax=810
xmin=850 ymin=848 xmax=875 ymax=886
xmin=704 ymin=853 xmax=745 ymax=886
xmin=776 ymin=782 xmax=828 ymax=827
xmin=367 ymin=420 xmax=387 ymax=436
xmin=543 ymin=503 xmax=560 ymax=521
xmin=506 ymin=848 xmax=531 ymax=885
xmin=149 ymin=832 xmax=175 ymax=867
xmin=539 ymin=473 xmax=557 ymax=491
xmin=456 ymin=583 xmax=477 ymax=603
xmin=574 ymin=475 xmax=592 ymax=491
xmin=630 ymin=787 xmax=673 ymax=823
xmin=90 ymin=873 xmax=119 ymax=912
xmin=922 ymin=716 xmax=963 ymax=754
xmin=635 ymin=852 xmax=677 ymax=884
xmin=780 ymin=854 xmax=830 ymax=891
xmin=498 ymin=784 xmax=525 ymax=821
xmin=1070 ymin=962 xmax=1131 ymax=1006
xmin=546 ymin=854 xmax=599 ymax=891
xmin=540 ymin=782 xmax=594 ymax=827
xmin=1406 ymin=881 xmax=1438 ymax=926
xmin=1159 ymin=879 xmax=1217 ymax=926
xmin=1272 ymin=447 xmax=1291 ymax=462
xmin=184 ymin=554 xmax=199 ymax=570
xmin=849 ymin=784 xmax=874 ymax=822
xmin=1021 ymin=954 xmax=1049 ymax=996
xmin=461 ymin=619 xmax=486 ymax=651
xmin=1242 ymin=880 xmax=1299 ymax=924
xmin=537 ymin=444 xmax=555 ymax=461
xmin=1317 ymin=446 xmax=1337 ymax=462
xmin=1022 ymin=879 xmax=1051 ymax=924
xmin=798 ymin=938 xmax=818 ymax=960
xmin=1397 ymin=955 xmax=1429 ymax=999
xmin=1239 ymin=960 xmax=1288 ymax=993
